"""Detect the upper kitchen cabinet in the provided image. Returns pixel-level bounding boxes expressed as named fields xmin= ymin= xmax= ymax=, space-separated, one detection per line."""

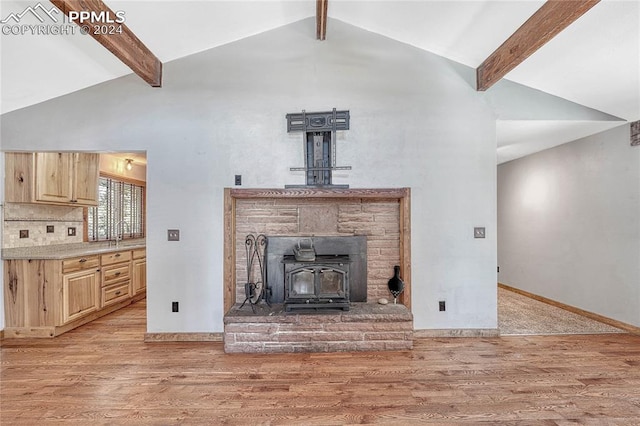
xmin=5 ymin=152 xmax=99 ymax=206
xmin=71 ymin=153 xmax=100 ymax=205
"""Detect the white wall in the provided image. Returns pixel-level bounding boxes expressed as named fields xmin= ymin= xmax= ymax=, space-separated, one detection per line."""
xmin=0 ymin=18 xmax=498 ymax=332
xmin=498 ymin=124 xmax=640 ymax=327
xmin=0 ymin=152 xmax=4 ymax=330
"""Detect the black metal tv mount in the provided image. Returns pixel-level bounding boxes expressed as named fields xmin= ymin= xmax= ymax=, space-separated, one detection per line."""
xmin=285 ymin=108 xmax=351 ymax=188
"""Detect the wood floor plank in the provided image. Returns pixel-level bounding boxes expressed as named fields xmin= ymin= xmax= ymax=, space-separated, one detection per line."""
xmin=2 ymin=299 xmax=640 ymax=424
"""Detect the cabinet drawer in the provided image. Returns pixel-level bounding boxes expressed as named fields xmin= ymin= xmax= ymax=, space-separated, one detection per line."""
xmin=132 ymin=248 xmax=146 ymax=260
xmin=102 ymin=264 xmax=130 ymax=287
xmin=101 ymin=250 xmax=132 ymax=266
xmin=62 ymin=255 xmax=99 ymax=274
xmin=101 ymin=282 xmax=130 ymax=307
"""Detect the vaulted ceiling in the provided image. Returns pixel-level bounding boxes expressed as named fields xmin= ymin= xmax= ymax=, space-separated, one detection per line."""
xmin=1 ymin=1 xmax=638 ymax=163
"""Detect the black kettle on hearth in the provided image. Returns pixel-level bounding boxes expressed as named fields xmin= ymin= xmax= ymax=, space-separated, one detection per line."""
xmin=387 ymin=265 xmax=404 ymax=304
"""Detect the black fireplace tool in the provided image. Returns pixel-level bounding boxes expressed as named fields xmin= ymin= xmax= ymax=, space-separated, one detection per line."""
xmin=239 ymin=234 xmax=270 ymax=313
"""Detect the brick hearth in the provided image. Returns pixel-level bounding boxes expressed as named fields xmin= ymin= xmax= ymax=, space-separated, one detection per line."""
xmin=224 ymin=303 xmax=413 ymax=353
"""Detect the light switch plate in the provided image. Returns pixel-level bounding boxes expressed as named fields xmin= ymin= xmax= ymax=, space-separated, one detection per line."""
xmin=67 ymin=227 xmax=76 ymax=236
xmin=474 ymin=227 xmax=485 ymax=239
xmin=46 ymin=225 xmax=55 ymax=233
xmin=168 ymin=229 xmax=180 ymax=241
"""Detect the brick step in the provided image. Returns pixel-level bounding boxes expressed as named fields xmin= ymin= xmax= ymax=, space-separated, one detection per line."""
xmin=224 ymin=302 xmax=413 ymax=353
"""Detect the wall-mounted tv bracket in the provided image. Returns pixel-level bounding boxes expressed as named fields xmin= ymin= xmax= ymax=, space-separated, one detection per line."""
xmin=285 ymin=108 xmax=351 ymax=188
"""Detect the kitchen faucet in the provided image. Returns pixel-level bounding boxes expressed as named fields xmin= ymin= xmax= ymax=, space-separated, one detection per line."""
xmin=113 ymin=220 xmax=129 ymax=248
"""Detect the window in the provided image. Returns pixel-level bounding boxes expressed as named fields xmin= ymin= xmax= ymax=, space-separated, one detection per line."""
xmin=87 ymin=176 xmax=145 ymax=241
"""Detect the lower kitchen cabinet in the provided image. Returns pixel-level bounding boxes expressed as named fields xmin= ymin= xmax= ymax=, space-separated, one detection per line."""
xmin=62 ymin=268 xmax=100 ymax=324
xmin=4 ymin=258 xmax=63 ymax=333
xmin=3 ymin=247 xmax=145 ymax=338
xmin=61 ymin=255 xmax=100 ymax=324
xmin=101 ymin=281 xmax=131 ymax=307
xmin=100 ymin=252 xmax=131 ymax=308
xmin=132 ymin=249 xmax=146 ymax=296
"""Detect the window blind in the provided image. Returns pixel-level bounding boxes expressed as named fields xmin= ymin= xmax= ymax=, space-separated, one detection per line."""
xmin=88 ymin=177 xmax=145 ymax=241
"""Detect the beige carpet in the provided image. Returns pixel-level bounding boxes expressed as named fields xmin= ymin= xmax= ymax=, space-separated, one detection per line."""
xmin=498 ymin=287 xmax=626 ymax=336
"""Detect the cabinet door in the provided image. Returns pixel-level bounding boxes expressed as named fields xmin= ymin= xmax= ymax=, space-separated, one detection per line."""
xmin=132 ymin=259 xmax=146 ymax=295
xmin=4 ymin=153 xmax=34 ymax=203
xmin=62 ymin=269 xmax=100 ymax=324
xmin=72 ymin=153 xmax=99 ymax=206
xmin=34 ymin=153 xmax=73 ymax=204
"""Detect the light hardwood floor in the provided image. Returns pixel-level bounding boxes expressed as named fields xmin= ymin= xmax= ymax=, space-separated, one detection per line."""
xmin=2 ymin=300 xmax=640 ymax=425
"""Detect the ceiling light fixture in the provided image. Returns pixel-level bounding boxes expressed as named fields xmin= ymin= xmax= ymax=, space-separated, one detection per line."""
xmin=125 ymin=159 xmax=133 ymax=171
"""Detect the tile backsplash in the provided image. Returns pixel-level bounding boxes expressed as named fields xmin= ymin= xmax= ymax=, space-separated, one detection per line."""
xmin=3 ymin=203 xmax=84 ymax=248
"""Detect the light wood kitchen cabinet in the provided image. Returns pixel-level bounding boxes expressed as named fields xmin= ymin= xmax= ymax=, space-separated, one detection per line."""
xmin=100 ymin=250 xmax=131 ymax=308
xmin=4 ymin=259 xmax=60 ymax=333
xmin=34 ymin=152 xmax=73 ymax=204
xmin=62 ymin=268 xmax=100 ymax=324
xmin=62 ymin=255 xmax=100 ymax=325
xmin=4 ymin=254 xmax=100 ymax=337
xmin=101 ymin=250 xmax=132 ymax=266
xmin=69 ymin=153 xmax=100 ymax=205
xmin=3 ymin=247 xmax=145 ymax=338
xmin=62 ymin=255 xmax=100 ymax=274
xmin=4 ymin=152 xmax=99 ymax=206
xmin=132 ymin=249 xmax=147 ymax=296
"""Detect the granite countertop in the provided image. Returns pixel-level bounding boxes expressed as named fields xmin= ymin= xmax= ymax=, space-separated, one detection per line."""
xmin=2 ymin=240 xmax=146 ymax=260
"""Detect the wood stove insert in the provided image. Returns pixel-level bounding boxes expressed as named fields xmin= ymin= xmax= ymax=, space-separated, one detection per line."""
xmin=283 ymin=255 xmax=351 ymax=311
xmin=266 ymin=236 xmax=367 ymax=307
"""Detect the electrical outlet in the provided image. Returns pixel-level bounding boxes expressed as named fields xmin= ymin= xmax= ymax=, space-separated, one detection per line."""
xmin=474 ymin=227 xmax=485 ymax=239
xmin=235 ymin=175 xmax=242 ymax=186
xmin=168 ymin=229 xmax=180 ymax=241
xmin=19 ymin=229 xmax=29 ymax=238
xmin=497 ymin=266 xmax=500 ymax=273
xmin=439 ymin=301 xmax=446 ymax=312
xmin=172 ymin=301 xmax=179 ymax=312
xmin=46 ymin=225 xmax=55 ymax=233
xmin=67 ymin=227 xmax=76 ymax=236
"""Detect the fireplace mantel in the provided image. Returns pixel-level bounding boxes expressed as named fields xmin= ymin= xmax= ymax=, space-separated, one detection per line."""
xmin=223 ymin=187 xmax=411 ymax=313
xmin=229 ymin=187 xmax=409 ymax=199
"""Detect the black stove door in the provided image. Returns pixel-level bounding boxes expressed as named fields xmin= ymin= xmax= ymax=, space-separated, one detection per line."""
xmin=288 ymin=268 xmax=315 ymax=299
xmin=318 ymin=268 xmax=347 ymax=299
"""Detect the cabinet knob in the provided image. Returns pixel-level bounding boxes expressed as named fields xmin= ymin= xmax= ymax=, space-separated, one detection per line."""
xmin=115 ymin=253 xmax=121 ymax=258
xmin=115 ymin=291 xmax=121 ymax=296
xmin=114 ymin=272 xmax=121 ymax=276
xmin=79 ymin=258 xmax=87 ymax=263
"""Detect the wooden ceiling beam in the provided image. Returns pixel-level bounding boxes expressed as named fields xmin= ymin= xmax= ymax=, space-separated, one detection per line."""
xmin=50 ymin=0 xmax=162 ymax=87
xmin=316 ymin=0 xmax=328 ymax=40
xmin=476 ymin=0 xmax=600 ymax=91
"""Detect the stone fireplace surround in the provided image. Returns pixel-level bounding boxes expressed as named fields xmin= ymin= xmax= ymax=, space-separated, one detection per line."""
xmin=223 ymin=188 xmax=412 ymax=353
